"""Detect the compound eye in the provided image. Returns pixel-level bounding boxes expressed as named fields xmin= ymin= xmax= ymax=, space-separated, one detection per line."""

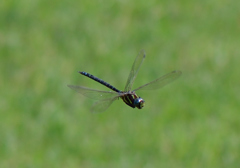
xmin=139 ymin=99 xmax=145 ymax=109
xmin=134 ymin=98 xmax=145 ymax=109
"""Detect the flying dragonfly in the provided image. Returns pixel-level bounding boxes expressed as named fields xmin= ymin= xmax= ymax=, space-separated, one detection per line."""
xmin=68 ymin=50 xmax=182 ymax=113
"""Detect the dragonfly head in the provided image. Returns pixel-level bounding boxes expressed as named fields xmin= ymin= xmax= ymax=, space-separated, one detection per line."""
xmin=134 ymin=97 xmax=145 ymax=109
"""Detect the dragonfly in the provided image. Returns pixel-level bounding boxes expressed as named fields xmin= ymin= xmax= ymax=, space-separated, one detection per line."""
xmin=68 ymin=50 xmax=182 ymax=113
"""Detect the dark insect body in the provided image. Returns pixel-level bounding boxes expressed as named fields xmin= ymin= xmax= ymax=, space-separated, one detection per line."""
xmin=79 ymin=71 xmax=144 ymax=109
xmin=68 ymin=50 xmax=181 ymax=112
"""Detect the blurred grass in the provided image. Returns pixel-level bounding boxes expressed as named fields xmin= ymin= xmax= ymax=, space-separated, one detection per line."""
xmin=1 ymin=0 xmax=240 ymax=167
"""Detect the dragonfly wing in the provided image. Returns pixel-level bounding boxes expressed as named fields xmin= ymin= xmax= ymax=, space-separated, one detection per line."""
xmin=90 ymin=97 xmax=119 ymax=113
xmin=133 ymin=70 xmax=182 ymax=91
xmin=68 ymin=85 xmax=119 ymax=100
xmin=124 ymin=49 xmax=146 ymax=92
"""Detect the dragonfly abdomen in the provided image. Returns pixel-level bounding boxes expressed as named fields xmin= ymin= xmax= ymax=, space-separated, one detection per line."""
xmin=79 ymin=71 xmax=121 ymax=93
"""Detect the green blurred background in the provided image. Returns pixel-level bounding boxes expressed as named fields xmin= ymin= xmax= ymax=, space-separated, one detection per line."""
xmin=1 ymin=0 xmax=240 ymax=167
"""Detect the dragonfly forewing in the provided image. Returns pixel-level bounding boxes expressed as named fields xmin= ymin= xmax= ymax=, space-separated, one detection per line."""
xmin=133 ymin=70 xmax=182 ymax=91
xmin=68 ymin=85 xmax=120 ymax=100
xmin=124 ymin=49 xmax=146 ymax=92
xmin=90 ymin=97 xmax=120 ymax=113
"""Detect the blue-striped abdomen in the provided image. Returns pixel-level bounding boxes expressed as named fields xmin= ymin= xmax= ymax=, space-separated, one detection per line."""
xmin=79 ymin=71 xmax=121 ymax=93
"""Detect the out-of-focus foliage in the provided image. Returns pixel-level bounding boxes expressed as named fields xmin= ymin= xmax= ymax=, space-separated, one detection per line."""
xmin=1 ymin=0 xmax=240 ymax=167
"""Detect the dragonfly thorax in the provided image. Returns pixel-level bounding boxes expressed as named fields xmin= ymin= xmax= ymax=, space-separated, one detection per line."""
xmin=120 ymin=92 xmax=145 ymax=109
xmin=134 ymin=97 xmax=145 ymax=109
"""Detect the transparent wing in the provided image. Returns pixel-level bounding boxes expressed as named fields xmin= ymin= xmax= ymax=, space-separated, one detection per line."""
xmin=68 ymin=85 xmax=120 ymax=100
xmin=124 ymin=49 xmax=146 ymax=92
xmin=133 ymin=70 xmax=182 ymax=91
xmin=90 ymin=97 xmax=119 ymax=113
